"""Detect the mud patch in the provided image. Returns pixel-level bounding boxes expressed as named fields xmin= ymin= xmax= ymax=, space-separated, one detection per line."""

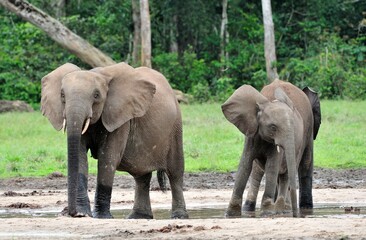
xmin=7 ymin=202 xmax=41 ymax=209
xmin=141 ymin=224 xmax=194 ymax=234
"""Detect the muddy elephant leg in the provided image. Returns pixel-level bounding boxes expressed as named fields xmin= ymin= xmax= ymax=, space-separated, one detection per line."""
xmin=166 ymin=123 xmax=188 ymax=219
xmin=93 ymin=159 xmax=116 ymax=219
xmin=274 ymin=173 xmax=290 ymax=213
xmin=226 ymin=137 xmax=256 ymax=217
xmin=75 ymin=141 xmax=92 ymax=217
xmin=298 ymin=143 xmax=314 ymax=210
xmin=128 ymin=173 xmax=153 ymax=219
xmin=167 ymin=174 xmax=188 ymax=219
xmin=243 ymin=160 xmax=264 ymax=212
xmin=261 ymin=154 xmax=280 ymax=215
xmin=93 ymin=124 xmax=129 ymax=219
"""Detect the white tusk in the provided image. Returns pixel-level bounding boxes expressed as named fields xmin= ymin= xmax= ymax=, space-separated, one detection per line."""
xmin=62 ymin=118 xmax=66 ymax=134
xmin=277 ymin=145 xmax=280 ymax=153
xmin=81 ymin=118 xmax=90 ymax=135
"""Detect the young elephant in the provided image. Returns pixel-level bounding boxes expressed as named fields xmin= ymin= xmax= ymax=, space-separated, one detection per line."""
xmin=243 ymin=86 xmax=321 ymax=214
xmin=222 ymin=80 xmax=321 ymax=217
xmin=41 ymin=62 xmax=188 ymax=219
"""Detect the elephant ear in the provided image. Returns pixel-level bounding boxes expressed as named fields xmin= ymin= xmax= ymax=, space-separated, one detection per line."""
xmin=274 ymin=87 xmax=295 ymax=110
xmin=41 ymin=63 xmax=81 ymax=130
xmin=303 ymin=87 xmax=321 ymax=139
xmin=94 ymin=62 xmax=156 ymax=132
xmin=221 ymin=85 xmax=269 ymax=136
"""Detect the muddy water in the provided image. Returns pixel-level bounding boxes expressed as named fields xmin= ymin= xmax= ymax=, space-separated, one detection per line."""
xmin=1 ymin=204 xmax=365 ymax=219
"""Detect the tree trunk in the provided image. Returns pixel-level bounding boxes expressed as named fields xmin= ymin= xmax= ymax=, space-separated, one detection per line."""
xmin=170 ymin=14 xmax=178 ymax=53
xmin=51 ymin=0 xmax=65 ymax=19
xmin=131 ymin=0 xmax=141 ymax=66
xmin=261 ymin=0 xmax=279 ymax=82
xmin=140 ymin=0 xmax=152 ymax=68
xmin=0 ymin=0 xmax=115 ymax=68
xmin=220 ymin=0 xmax=229 ymax=72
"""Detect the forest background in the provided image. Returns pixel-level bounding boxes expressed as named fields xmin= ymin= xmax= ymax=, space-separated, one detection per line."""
xmin=0 ymin=0 xmax=365 ymax=108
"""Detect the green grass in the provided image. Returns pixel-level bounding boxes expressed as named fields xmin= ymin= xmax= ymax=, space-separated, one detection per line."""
xmin=0 ymin=100 xmax=365 ymax=178
xmin=181 ymin=103 xmax=243 ymax=172
xmin=314 ymin=100 xmax=366 ymax=168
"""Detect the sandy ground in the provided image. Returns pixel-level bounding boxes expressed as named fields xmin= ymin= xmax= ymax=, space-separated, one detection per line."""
xmin=0 ymin=170 xmax=365 ymax=239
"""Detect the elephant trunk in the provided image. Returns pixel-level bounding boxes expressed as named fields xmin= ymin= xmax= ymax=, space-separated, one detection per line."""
xmin=283 ymin=131 xmax=298 ymax=217
xmin=65 ymin=108 xmax=89 ymax=216
xmin=67 ymin=131 xmax=80 ymax=216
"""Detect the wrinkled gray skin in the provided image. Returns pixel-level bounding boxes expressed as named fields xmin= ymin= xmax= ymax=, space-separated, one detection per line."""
xmin=41 ymin=62 xmax=188 ymax=219
xmin=222 ymin=80 xmax=321 ymax=217
xmin=243 ymin=86 xmax=321 ymax=214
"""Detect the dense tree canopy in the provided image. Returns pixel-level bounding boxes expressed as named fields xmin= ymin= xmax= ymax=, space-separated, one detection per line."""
xmin=0 ymin=0 xmax=365 ymax=107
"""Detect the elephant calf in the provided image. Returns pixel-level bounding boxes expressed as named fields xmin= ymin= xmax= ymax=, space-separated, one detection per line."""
xmin=41 ymin=62 xmax=188 ymax=219
xmin=222 ymin=80 xmax=321 ymax=217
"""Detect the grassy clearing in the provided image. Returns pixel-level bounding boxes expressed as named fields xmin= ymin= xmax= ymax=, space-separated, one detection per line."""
xmin=314 ymin=100 xmax=366 ymax=168
xmin=0 ymin=100 xmax=365 ymax=178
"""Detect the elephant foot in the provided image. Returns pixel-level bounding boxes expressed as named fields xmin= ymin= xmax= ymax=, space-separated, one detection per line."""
xmin=60 ymin=206 xmax=92 ymax=218
xmin=300 ymin=208 xmax=313 ymax=216
xmin=274 ymin=196 xmax=287 ymax=213
xmin=243 ymin=200 xmax=256 ymax=212
xmin=260 ymin=198 xmax=276 ymax=216
xmin=225 ymin=203 xmax=242 ymax=217
xmin=127 ymin=210 xmax=153 ymax=219
xmin=171 ymin=209 xmax=189 ymax=219
xmin=261 ymin=198 xmax=275 ymax=211
xmin=92 ymin=210 xmax=113 ymax=219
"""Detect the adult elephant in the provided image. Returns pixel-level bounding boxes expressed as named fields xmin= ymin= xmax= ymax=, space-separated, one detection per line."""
xmin=41 ymin=62 xmax=188 ymax=219
xmin=221 ymin=80 xmax=321 ymax=217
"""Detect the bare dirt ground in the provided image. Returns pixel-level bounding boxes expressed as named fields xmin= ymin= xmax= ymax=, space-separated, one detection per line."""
xmin=0 ymin=168 xmax=365 ymax=239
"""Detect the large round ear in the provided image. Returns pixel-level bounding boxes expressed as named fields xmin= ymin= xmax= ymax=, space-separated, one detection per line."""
xmin=274 ymin=87 xmax=294 ymax=110
xmin=93 ymin=62 xmax=156 ymax=132
xmin=41 ymin=63 xmax=80 ymax=130
xmin=221 ymin=85 xmax=268 ymax=136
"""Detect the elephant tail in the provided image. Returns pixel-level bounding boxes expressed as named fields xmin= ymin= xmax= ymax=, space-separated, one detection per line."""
xmin=157 ymin=170 xmax=167 ymax=192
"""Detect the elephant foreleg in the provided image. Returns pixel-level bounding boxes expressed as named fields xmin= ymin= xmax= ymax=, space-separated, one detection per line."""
xmin=274 ymin=173 xmax=290 ymax=213
xmin=261 ymin=154 xmax=280 ymax=215
xmin=93 ymin=160 xmax=116 ymax=219
xmin=75 ymin=141 xmax=92 ymax=217
xmin=243 ymin=160 xmax=264 ymax=212
xmin=226 ymin=138 xmax=256 ymax=217
xmin=128 ymin=172 xmax=153 ymax=219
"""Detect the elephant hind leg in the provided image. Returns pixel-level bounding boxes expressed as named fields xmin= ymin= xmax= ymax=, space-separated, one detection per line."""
xmin=128 ymin=172 xmax=153 ymax=219
xmin=166 ymin=124 xmax=188 ymax=219
xmin=298 ymin=143 xmax=314 ymax=210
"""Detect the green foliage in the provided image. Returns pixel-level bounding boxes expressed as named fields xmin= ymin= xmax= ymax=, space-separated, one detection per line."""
xmin=153 ymin=50 xmax=211 ymax=100
xmin=0 ymin=14 xmax=75 ymax=107
xmin=281 ymin=34 xmax=366 ymax=99
xmin=0 ymin=0 xmax=365 ymax=104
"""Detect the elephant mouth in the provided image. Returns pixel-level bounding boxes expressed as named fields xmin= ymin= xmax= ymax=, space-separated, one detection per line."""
xmin=62 ymin=118 xmax=91 ymax=135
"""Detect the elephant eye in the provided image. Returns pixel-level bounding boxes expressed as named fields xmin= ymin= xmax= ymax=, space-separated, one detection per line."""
xmin=93 ymin=91 xmax=100 ymax=99
xmin=270 ymin=124 xmax=277 ymax=132
xmin=61 ymin=91 xmax=65 ymax=103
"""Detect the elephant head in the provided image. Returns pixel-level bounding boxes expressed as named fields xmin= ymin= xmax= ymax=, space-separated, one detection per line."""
xmin=41 ymin=62 xmax=156 ymax=216
xmin=222 ymin=85 xmax=299 ymax=215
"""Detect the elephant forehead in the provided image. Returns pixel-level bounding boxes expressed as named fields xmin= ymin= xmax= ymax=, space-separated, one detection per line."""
xmin=62 ymin=71 xmax=106 ymax=90
xmin=261 ymin=103 xmax=291 ymax=122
